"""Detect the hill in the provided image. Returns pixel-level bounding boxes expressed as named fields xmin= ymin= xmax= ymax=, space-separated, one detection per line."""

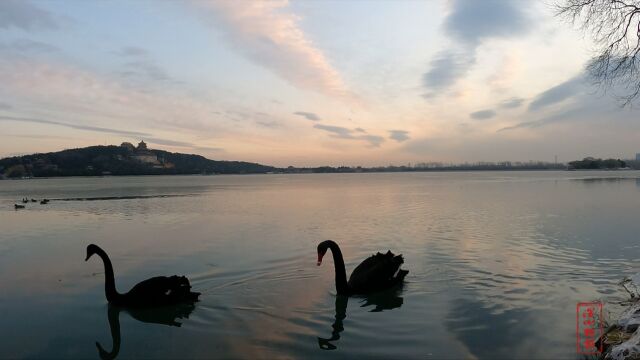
xmin=0 ymin=142 xmax=275 ymax=178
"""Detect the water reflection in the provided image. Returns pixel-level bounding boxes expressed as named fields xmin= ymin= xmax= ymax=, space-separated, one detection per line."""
xmin=96 ymin=306 xmax=121 ymax=360
xmin=318 ymin=288 xmax=404 ymax=350
xmin=318 ymin=296 xmax=347 ymax=351
xmin=2 ymin=172 xmax=640 ymax=359
xmin=55 ymin=194 xmax=195 ymax=202
xmin=571 ymin=176 xmax=640 ymax=187
xmin=96 ymin=303 xmax=195 ymax=359
xmin=358 ymin=288 xmax=404 ymax=312
xmin=445 ymin=296 xmax=537 ymax=359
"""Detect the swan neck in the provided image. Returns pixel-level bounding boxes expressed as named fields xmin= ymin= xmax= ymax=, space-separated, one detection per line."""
xmin=96 ymin=248 xmax=120 ymax=302
xmin=327 ymin=242 xmax=349 ymax=295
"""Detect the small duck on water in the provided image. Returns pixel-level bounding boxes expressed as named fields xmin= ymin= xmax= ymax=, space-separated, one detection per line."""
xmin=14 ymin=204 xmax=25 ymax=209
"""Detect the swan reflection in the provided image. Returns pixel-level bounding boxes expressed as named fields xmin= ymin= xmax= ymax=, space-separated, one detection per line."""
xmin=318 ymin=288 xmax=404 ymax=350
xmin=318 ymin=295 xmax=348 ymax=351
xmin=96 ymin=303 xmax=195 ymax=359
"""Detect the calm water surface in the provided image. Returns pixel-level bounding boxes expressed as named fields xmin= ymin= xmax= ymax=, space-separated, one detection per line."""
xmin=1 ymin=171 xmax=639 ymax=359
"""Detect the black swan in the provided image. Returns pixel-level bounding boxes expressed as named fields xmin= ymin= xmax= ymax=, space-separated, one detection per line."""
xmin=85 ymin=244 xmax=200 ymax=307
xmin=316 ymin=240 xmax=408 ymax=296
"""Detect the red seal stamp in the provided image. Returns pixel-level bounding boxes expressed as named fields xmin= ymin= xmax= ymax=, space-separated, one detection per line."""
xmin=576 ymin=301 xmax=604 ymax=355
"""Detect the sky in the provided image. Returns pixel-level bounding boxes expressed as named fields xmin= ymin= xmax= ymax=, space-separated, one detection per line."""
xmin=0 ymin=0 xmax=639 ymax=167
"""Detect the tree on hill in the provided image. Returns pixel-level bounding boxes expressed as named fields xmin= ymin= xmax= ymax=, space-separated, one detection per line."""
xmin=0 ymin=145 xmax=275 ymax=178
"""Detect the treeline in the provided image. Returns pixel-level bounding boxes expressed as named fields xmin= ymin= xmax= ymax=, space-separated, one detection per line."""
xmin=0 ymin=145 xmax=275 ymax=178
xmin=281 ymin=161 xmax=566 ymax=174
xmin=568 ymin=157 xmax=627 ymax=170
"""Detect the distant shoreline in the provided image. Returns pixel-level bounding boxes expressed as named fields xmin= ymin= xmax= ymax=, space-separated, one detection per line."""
xmin=4 ymin=167 xmax=639 ymax=180
xmin=2 ymin=143 xmax=637 ymax=179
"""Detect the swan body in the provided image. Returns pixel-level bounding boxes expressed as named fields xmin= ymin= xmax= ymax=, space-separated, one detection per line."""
xmin=317 ymin=240 xmax=408 ymax=296
xmin=85 ymin=244 xmax=200 ymax=307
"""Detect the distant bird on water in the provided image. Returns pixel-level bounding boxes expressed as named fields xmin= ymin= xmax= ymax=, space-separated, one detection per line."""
xmin=14 ymin=204 xmax=25 ymax=209
xmin=316 ymin=240 xmax=408 ymax=296
xmin=85 ymin=244 xmax=200 ymax=307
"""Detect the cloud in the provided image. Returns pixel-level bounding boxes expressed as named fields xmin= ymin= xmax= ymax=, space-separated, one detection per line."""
xmin=2 ymin=133 xmax=75 ymax=141
xmin=293 ymin=111 xmax=320 ymax=121
xmin=499 ymin=74 xmax=622 ymax=132
xmin=313 ymin=124 xmax=384 ymax=147
xmin=389 ymin=130 xmax=410 ymax=142
xmin=470 ymin=109 xmax=496 ymax=120
xmin=0 ymin=0 xmax=59 ymax=31
xmin=0 ymin=115 xmax=223 ymax=152
xmin=195 ymin=1 xmax=352 ymax=100
xmin=256 ymin=120 xmax=281 ymax=128
xmin=117 ymin=46 xmax=148 ymax=57
xmin=359 ymin=135 xmax=385 ymax=147
xmin=0 ymin=39 xmax=58 ymax=54
xmin=314 ymin=124 xmax=353 ymax=138
xmin=422 ymin=50 xmax=476 ymax=95
xmin=528 ymin=75 xmax=585 ymax=112
xmin=499 ymin=96 xmax=604 ymax=132
xmin=500 ymin=97 xmax=525 ymax=109
xmin=497 ymin=118 xmax=555 ymax=132
xmin=0 ymin=115 xmax=150 ymax=137
xmin=120 ymin=60 xmax=173 ymax=83
xmin=115 ymin=46 xmax=175 ymax=86
xmin=423 ymin=0 xmax=533 ymax=97
xmin=0 ymin=59 xmax=230 ymax=134
xmin=443 ymin=0 xmax=531 ymax=45
xmin=144 ymin=137 xmax=223 ymax=152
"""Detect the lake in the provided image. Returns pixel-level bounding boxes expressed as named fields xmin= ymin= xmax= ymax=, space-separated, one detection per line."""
xmin=0 ymin=171 xmax=639 ymax=359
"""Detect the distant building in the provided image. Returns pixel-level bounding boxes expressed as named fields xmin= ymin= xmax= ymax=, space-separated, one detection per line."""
xmin=132 ymin=153 xmax=158 ymax=164
xmin=636 ymin=153 xmax=640 ymax=161
xmin=131 ymin=140 xmax=160 ymax=164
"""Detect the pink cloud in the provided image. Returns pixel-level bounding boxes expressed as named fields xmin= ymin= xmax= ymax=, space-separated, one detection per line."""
xmin=195 ymin=0 xmax=354 ymax=101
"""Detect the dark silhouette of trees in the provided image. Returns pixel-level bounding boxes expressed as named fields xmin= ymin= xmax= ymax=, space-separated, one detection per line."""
xmin=557 ymin=0 xmax=640 ymax=105
xmin=568 ymin=157 xmax=627 ymax=169
xmin=0 ymin=145 xmax=275 ymax=178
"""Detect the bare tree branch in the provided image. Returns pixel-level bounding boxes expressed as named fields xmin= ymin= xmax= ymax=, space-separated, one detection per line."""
xmin=557 ymin=0 xmax=640 ymax=105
